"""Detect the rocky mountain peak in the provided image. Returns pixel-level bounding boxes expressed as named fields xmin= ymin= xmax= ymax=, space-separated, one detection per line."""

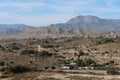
xmin=67 ymin=15 xmax=100 ymax=24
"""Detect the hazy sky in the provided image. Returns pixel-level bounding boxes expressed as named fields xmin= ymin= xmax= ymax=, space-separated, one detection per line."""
xmin=0 ymin=0 xmax=120 ymax=26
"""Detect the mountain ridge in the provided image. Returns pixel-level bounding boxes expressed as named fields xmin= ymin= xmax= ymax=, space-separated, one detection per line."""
xmin=1 ymin=15 xmax=120 ymax=39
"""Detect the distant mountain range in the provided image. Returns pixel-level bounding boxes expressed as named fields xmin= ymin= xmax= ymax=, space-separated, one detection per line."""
xmin=1 ymin=15 xmax=120 ymax=39
xmin=0 ymin=24 xmax=34 ymax=35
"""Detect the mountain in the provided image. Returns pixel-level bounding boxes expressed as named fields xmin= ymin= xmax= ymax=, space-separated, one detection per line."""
xmin=67 ymin=15 xmax=120 ymax=32
xmin=1 ymin=15 xmax=120 ymax=39
xmin=53 ymin=15 xmax=120 ymax=33
xmin=43 ymin=15 xmax=120 ymax=37
xmin=0 ymin=24 xmax=34 ymax=36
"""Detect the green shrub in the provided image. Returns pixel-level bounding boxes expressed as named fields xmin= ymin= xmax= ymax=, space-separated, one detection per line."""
xmin=0 ymin=61 xmax=5 ymax=66
xmin=94 ymin=66 xmax=120 ymax=71
xmin=21 ymin=50 xmax=38 ymax=56
xmin=0 ymin=75 xmax=9 ymax=79
xmin=77 ymin=51 xmax=88 ymax=57
xmin=85 ymin=58 xmax=96 ymax=66
xmin=8 ymin=65 xmax=31 ymax=74
xmin=0 ymin=67 xmax=6 ymax=72
xmin=42 ymin=44 xmax=54 ymax=48
xmin=37 ymin=51 xmax=53 ymax=57
xmin=107 ymin=68 xmax=119 ymax=75
xmin=76 ymin=59 xmax=85 ymax=67
xmin=0 ymin=45 xmax=5 ymax=50
xmin=75 ymin=58 xmax=96 ymax=67
xmin=28 ymin=40 xmax=36 ymax=45
xmin=44 ymin=66 xmax=49 ymax=69
xmin=9 ymin=43 xmax=20 ymax=50
xmin=51 ymin=66 xmax=56 ymax=70
xmin=78 ymin=51 xmax=85 ymax=57
xmin=96 ymin=37 xmax=114 ymax=44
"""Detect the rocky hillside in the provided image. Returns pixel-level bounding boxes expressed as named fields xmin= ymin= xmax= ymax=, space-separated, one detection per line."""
xmin=51 ymin=15 xmax=120 ymax=35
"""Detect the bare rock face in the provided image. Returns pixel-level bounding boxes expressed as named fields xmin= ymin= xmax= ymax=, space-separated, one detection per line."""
xmin=1 ymin=15 xmax=120 ymax=39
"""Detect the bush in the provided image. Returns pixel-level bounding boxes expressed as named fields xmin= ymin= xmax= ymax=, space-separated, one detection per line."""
xmin=84 ymin=58 xmax=96 ymax=66
xmin=37 ymin=51 xmax=53 ymax=57
xmin=9 ymin=43 xmax=20 ymax=50
xmin=21 ymin=50 xmax=38 ymax=56
xmin=0 ymin=61 xmax=5 ymax=66
xmin=95 ymin=66 xmax=120 ymax=75
xmin=78 ymin=51 xmax=85 ymax=57
xmin=75 ymin=58 xmax=96 ymax=67
xmin=107 ymin=68 xmax=119 ymax=75
xmin=104 ymin=60 xmax=115 ymax=66
xmin=8 ymin=65 xmax=31 ymax=74
xmin=44 ymin=66 xmax=49 ymax=69
xmin=0 ymin=45 xmax=5 ymax=50
xmin=76 ymin=59 xmax=85 ymax=67
xmin=51 ymin=66 xmax=56 ymax=70
xmin=0 ymin=75 xmax=9 ymax=79
xmin=0 ymin=67 xmax=6 ymax=72
xmin=96 ymin=37 xmax=114 ymax=44
xmin=42 ymin=44 xmax=54 ymax=48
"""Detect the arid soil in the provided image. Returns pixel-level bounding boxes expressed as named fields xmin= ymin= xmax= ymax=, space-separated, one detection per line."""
xmin=1 ymin=71 xmax=120 ymax=80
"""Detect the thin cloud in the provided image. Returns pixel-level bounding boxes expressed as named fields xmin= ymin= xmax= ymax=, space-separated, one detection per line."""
xmin=0 ymin=0 xmax=120 ymax=26
xmin=0 ymin=2 xmax=45 ymax=11
xmin=0 ymin=12 xmax=12 ymax=18
xmin=0 ymin=14 xmax=76 ymax=26
xmin=46 ymin=0 xmax=95 ymax=13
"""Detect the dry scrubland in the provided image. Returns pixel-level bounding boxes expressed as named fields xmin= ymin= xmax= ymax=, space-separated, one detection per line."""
xmin=0 ymin=36 xmax=120 ymax=80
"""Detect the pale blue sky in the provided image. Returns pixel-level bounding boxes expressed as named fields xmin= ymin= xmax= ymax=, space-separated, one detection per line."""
xmin=0 ymin=0 xmax=120 ymax=26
